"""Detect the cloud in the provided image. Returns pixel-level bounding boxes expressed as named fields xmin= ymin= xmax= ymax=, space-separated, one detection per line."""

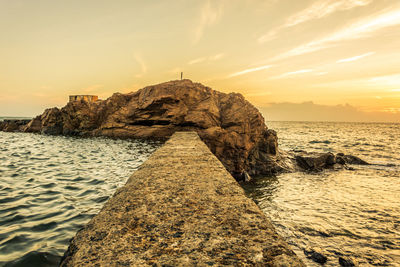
xmin=134 ymin=53 xmax=147 ymax=77
xmin=258 ymin=0 xmax=373 ymax=43
xmin=188 ymin=57 xmax=206 ymax=65
xmin=210 ymin=53 xmax=225 ymax=60
xmin=245 ymin=91 xmax=272 ymax=97
xmin=259 ymin=101 xmax=399 ymax=122
xmin=228 ymin=64 xmax=272 ymax=78
xmin=188 ymin=53 xmax=225 ymax=65
xmin=273 ymin=8 xmax=400 ymax=60
xmin=285 ymin=0 xmax=372 ymax=27
xmin=336 ymin=52 xmax=375 ymax=63
xmin=383 ymin=107 xmax=400 ymax=113
xmin=315 ymin=73 xmax=400 ymax=91
xmin=369 ymin=74 xmax=400 ymax=87
xmin=316 ymin=72 xmax=328 ymax=76
xmin=193 ymin=0 xmax=224 ymax=44
xmin=271 ymin=69 xmax=313 ymax=79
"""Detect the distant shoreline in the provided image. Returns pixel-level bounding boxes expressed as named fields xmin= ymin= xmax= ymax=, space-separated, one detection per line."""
xmin=0 ymin=116 xmax=33 ymax=121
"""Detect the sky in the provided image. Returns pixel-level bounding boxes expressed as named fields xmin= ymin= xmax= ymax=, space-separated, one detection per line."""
xmin=0 ymin=0 xmax=399 ymax=122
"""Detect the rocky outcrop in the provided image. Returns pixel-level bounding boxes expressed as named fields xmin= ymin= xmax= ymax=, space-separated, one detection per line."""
xmin=295 ymin=152 xmax=369 ymax=172
xmin=0 ymin=119 xmax=30 ymax=132
xmin=4 ymin=80 xmax=288 ymax=179
xmin=1 ymin=79 xmax=368 ymax=178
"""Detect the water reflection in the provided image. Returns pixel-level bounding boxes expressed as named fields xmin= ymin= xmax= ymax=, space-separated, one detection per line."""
xmin=244 ymin=122 xmax=400 ymax=266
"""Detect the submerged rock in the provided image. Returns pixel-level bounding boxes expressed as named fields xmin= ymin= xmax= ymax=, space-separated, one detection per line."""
xmin=4 ymin=80 xmax=291 ymax=179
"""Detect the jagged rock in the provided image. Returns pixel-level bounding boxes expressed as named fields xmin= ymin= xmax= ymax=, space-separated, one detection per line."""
xmin=295 ymin=152 xmax=336 ymax=171
xmin=5 ymin=80 xmax=289 ymax=179
xmin=339 ymin=256 xmax=356 ymax=266
xmin=0 ymin=119 xmax=30 ymax=132
xmin=304 ymin=247 xmax=328 ymax=264
xmin=295 ymin=152 xmax=369 ymax=172
xmin=336 ymin=153 xmax=369 ymax=165
xmin=242 ymin=171 xmax=252 ymax=182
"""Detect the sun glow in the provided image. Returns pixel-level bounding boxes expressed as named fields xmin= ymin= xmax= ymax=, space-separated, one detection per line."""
xmin=0 ymin=0 xmax=399 ymax=121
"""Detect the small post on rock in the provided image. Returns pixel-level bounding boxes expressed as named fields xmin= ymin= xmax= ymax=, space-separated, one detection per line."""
xmin=181 ymin=72 xmax=183 ymax=80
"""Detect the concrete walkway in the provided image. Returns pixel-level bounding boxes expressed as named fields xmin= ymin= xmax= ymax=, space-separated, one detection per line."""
xmin=60 ymin=132 xmax=303 ymax=266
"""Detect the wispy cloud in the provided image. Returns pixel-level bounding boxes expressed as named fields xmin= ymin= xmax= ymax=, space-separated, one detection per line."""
xmin=245 ymin=91 xmax=272 ymax=97
xmin=285 ymin=0 xmax=372 ymax=27
xmin=337 ymin=52 xmax=375 ymax=63
xmin=260 ymin=101 xmax=400 ymax=122
xmin=258 ymin=0 xmax=372 ymax=43
xmin=210 ymin=53 xmax=225 ymax=60
xmin=315 ymin=74 xmax=400 ymax=89
xmin=316 ymin=72 xmax=328 ymax=76
xmin=273 ymin=8 xmax=400 ymax=60
xmin=382 ymin=107 xmax=400 ymax=113
xmin=228 ymin=64 xmax=272 ymax=78
xmin=188 ymin=57 xmax=206 ymax=65
xmin=134 ymin=53 xmax=147 ymax=78
xmin=193 ymin=0 xmax=224 ymax=44
xmin=369 ymin=74 xmax=400 ymax=87
xmin=271 ymin=69 xmax=313 ymax=79
xmin=188 ymin=53 xmax=225 ymax=65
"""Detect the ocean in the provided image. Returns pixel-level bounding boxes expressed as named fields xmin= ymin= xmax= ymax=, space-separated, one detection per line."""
xmin=244 ymin=121 xmax=400 ymax=266
xmin=0 ymin=120 xmax=399 ymax=266
xmin=0 ymin=129 xmax=160 ymax=266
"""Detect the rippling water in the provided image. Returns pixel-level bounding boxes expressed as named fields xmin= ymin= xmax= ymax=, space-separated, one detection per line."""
xmin=0 ymin=131 xmax=160 ymax=266
xmin=244 ymin=122 xmax=400 ymax=266
xmin=1 ymin=121 xmax=399 ymax=266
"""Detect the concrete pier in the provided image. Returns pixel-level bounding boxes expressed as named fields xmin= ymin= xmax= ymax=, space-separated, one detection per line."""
xmin=60 ymin=132 xmax=303 ymax=266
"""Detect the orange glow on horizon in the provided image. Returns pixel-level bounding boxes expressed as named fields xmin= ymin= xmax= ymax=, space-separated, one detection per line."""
xmin=0 ymin=0 xmax=399 ymax=122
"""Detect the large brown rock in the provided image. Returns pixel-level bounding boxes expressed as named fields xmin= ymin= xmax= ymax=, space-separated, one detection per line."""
xmin=16 ymin=80 xmax=290 ymax=178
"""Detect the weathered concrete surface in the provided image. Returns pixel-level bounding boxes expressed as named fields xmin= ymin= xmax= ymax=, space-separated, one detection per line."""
xmin=60 ymin=132 xmax=303 ymax=266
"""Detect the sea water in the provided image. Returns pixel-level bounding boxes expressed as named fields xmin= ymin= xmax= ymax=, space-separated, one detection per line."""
xmin=243 ymin=121 xmax=400 ymax=266
xmin=0 ymin=121 xmax=399 ymax=266
xmin=0 ymin=130 xmax=160 ymax=266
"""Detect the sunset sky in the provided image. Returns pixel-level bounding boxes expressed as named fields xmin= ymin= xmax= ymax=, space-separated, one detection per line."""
xmin=0 ymin=0 xmax=399 ymax=122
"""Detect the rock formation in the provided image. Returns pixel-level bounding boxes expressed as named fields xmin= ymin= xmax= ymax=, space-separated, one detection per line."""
xmin=0 ymin=119 xmax=30 ymax=132
xmin=1 ymin=79 xmax=368 ymax=178
xmin=294 ymin=152 xmax=369 ymax=172
xmin=1 ymin=80 xmax=290 ymax=179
